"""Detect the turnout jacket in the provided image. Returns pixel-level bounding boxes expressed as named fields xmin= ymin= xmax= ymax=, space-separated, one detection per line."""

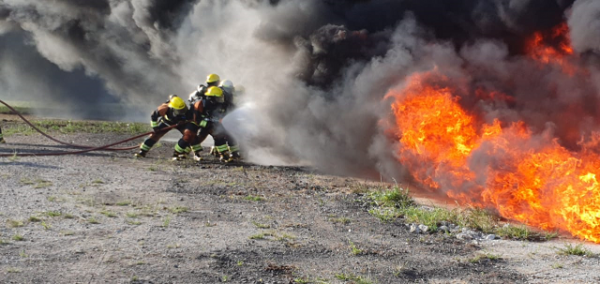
xmin=150 ymin=103 xmax=189 ymax=127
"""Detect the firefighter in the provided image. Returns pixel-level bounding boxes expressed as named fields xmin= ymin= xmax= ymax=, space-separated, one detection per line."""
xmin=182 ymin=86 xmax=234 ymax=162
xmin=214 ymin=79 xmax=241 ymax=160
xmin=135 ymin=95 xmax=201 ymax=160
xmin=0 ymin=125 xmax=5 ymax=143
xmin=188 ymin=73 xmax=221 ymax=104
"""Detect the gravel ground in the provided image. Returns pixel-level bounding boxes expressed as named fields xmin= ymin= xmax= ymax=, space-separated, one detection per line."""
xmin=1 ymin=131 xmax=600 ymax=284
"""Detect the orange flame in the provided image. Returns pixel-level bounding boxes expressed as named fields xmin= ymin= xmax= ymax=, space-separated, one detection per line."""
xmin=390 ymin=72 xmax=600 ymax=242
xmin=526 ymin=22 xmax=576 ymax=75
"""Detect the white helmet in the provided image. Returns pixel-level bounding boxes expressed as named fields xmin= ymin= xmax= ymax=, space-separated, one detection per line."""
xmin=219 ymin=80 xmax=235 ymax=94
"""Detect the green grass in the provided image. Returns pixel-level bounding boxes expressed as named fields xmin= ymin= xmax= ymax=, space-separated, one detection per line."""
xmin=557 ymin=244 xmax=595 ymax=257
xmin=328 ymin=216 xmax=351 ymax=225
xmin=335 ymin=273 xmax=373 ymax=284
xmin=252 ymin=221 xmax=271 ymax=229
xmin=12 ymin=234 xmax=25 ymax=241
xmin=88 ymin=217 xmax=100 ymax=224
xmin=244 ymin=195 xmax=265 ymax=202
xmin=162 ymin=215 xmax=172 ymax=227
xmin=469 ymin=252 xmax=501 ymax=263
xmin=362 ymin=186 xmax=556 ymax=241
xmin=116 ymin=201 xmax=132 ymax=206
xmin=28 ymin=216 xmax=42 ymax=222
xmin=367 ymin=186 xmax=414 ymax=208
xmin=348 ymin=241 xmax=363 ymax=256
xmin=168 ymin=206 xmax=189 ymax=214
xmin=100 ymin=210 xmax=118 ymax=218
xmin=7 ymin=219 xmax=25 ymax=228
xmin=2 ymin=119 xmax=148 ymax=135
xmin=45 ymin=211 xmax=62 ymax=217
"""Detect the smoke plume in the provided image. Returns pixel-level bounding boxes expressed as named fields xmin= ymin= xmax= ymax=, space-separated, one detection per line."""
xmin=3 ymin=0 xmax=599 ymax=184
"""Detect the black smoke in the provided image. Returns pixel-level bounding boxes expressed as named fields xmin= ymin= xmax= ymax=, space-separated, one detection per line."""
xmin=1 ymin=0 xmax=597 ymax=181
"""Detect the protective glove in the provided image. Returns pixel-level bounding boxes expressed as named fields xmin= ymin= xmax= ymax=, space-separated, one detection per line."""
xmin=199 ymin=118 xmax=209 ymax=128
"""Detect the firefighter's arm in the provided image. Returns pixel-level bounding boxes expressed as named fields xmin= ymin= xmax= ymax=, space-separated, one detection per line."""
xmin=193 ymin=101 xmax=209 ymax=128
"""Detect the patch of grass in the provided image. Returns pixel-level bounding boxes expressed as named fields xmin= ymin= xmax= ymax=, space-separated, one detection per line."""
xmin=276 ymin=233 xmax=296 ymax=242
xmin=221 ymin=275 xmax=229 ymax=282
xmin=47 ymin=196 xmax=58 ymax=202
xmin=166 ymin=243 xmax=180 ymax=249
xmin=100 ymin=210 xmax=117 ymax=218
xmin=91 ymin=179 xmax=104 ymax=185
xmin=126 ymin=212 xmax=139 ymax=218
xmin=552 ymin=263 xmax=564 ymax=269
xmin=7 ymin=219 xmax=25 ymax=228
xmin=557 ymin=243 xmax=594 ymax=257
xmin=116 ymin=200 xmax=131 ymax=206
xmin=252 ymin=221 xmax=270 ymax=229
xmin=205 ymin=221 xmax=216 ymax=227
xmin=41 ymin=221 xmax=51 ymax=230
xmin=335 ymin=273 xmax=372 ymax=284
xmin=368 ymin=207 xmax=401 ymax=223
xmin=237 ymin=260 xmax=244 ymax=266
xmin=469 ymin=252 xmax=501 ymax=263
xmin=19 ymin=251 xmax=28 ymax=258
xmin=20 ymin=178 xmax=35 ymax=185
xmin=168 ymin=206 xmax=189 ymax=214
xmin=88 ymin=217 xmax=100 ymax=224
xmin=12 ymin=234 xmax=25 ymax=241
xmin=34 ymin=180 xmax=53 ymax=189
xmin=495 ymin=224 xmax=547 ymax=240
xmin=6 ymin=267 xmax=21 ymax=273
xmin=250 ymin=232 xmax=268 ymax=240
xmin=28 ymin=216 xmax=42 ymax=222
xmin=12 ymin=119 xmax=149 ymax=135
xmin=367 ymin=186 xmax=414 ymax=208
xmin=45 ymin=211 xmax=62 ymax=217
xmin=127 ymin=220 xmax=142 ymax=226
xmin=349 ymin=241 xmax=363 ymax=256
xmin=162 ymin=215 xmax=172 ymax=227
xmin=0 ymin=239 xmax=10 ymax=245
xmin=63 ymin=213 xmax=75 ymax=219
xmin=328 ymin=216 xmax=351 ymax=225
xmin=244 ymin=195 xmax=265 ymax=202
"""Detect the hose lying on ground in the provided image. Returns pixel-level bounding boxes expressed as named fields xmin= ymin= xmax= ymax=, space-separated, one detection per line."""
xmin=0 ymin=98 xmax=176 ymax=157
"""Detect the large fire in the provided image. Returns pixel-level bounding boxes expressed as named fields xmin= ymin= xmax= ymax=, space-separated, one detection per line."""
xmin=388 ymin=24 xmax=600 ymax=242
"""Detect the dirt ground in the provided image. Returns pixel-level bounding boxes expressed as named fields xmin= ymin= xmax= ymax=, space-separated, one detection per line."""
xmin=2 ymin=128 xmax=600 ymax=283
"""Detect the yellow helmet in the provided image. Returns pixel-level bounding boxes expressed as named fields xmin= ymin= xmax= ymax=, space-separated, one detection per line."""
xmin=168 ymin=96 xmax=186 ymax=110
xmin=205 ymin=86 xmax=223 ymax=97
xmin=206 ymin=74 xmax=220 ymax=84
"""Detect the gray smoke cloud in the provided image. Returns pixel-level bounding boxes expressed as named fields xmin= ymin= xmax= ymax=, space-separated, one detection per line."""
xmin=3 ymin=0 xmax=598 ymax=183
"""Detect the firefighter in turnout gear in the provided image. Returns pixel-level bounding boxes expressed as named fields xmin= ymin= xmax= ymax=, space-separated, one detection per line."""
xmin=0 ymin=125 xmax=5 ymax=143
xmin=185 ymin=86 xmax=234 ymax=162
xmin=214 ymin=79 xmax=241 ymax=161
xmin=188 ymin=73 xmax=221 ymax=105
xmin=135 ymin=95 xmax=201 ymax=160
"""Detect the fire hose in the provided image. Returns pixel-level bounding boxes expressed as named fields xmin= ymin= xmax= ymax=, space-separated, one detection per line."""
xmin=0 ymin=99 xmax=178 ymax=157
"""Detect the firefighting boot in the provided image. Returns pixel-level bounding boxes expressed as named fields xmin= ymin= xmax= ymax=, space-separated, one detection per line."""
xmin=193 ymin=150 xmax=203 ymax=162
xmin=209 ymin=146 xmax=219 ymax=157
xmin=219 ymin=150 xmax=233 ymax=163
xmin=134 ymin=150 xmax=147 ymax=158
xmin=172 ymin=150 xmax=188 ymax=161
xmin=230 ymin=151 xmax=241 ymax=161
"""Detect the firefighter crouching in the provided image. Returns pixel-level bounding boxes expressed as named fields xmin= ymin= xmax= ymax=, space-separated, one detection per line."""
xmin=186 ymin=86 xmax=238 ymax=162
xmin=213 ymin=79 xmax=241 ymax=161
xmin=135 ymin=95 xmax=200 ymax=159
